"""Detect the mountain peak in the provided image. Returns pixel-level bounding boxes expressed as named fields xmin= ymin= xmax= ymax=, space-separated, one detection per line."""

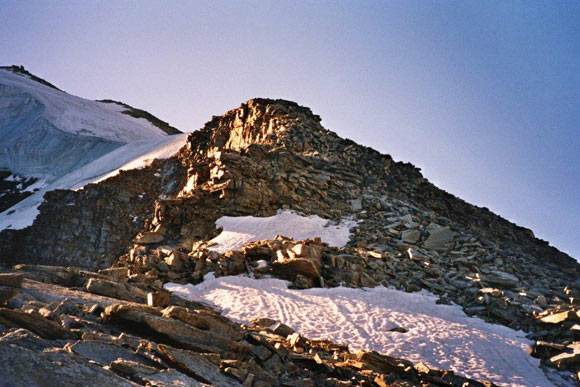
xmin=0 ymin=65 xmax=61 ymax=91
xmin=184 ymin=98 xmax=347 ymax=162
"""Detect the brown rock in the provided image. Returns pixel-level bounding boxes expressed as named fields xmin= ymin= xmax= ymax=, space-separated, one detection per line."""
xmin=135 ymin=232 xmax=165 ymax=245
xmin=104 ymin=304 xmax=232 ymax=353
xmin=0 ymin=273 xmax=24 ymax=287
xmin=539 ymin=310 xmax=579 ymax=324
xmin=0 ymin=308 xmax=76 ymax=340
xmin=550 ymin=350 xmax=580 ymax=369
xmin=147 ymin=290 xmax=170 ymax=308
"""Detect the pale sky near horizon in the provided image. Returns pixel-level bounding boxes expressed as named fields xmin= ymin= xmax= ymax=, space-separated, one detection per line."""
xmin=1 ymin=1 xmax=579 ymax=259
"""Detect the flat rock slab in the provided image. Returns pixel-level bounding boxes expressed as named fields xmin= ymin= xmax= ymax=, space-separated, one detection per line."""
xmin=0 ymin=341 xmax=137 ymax=387
xmin=0 ymin=308 xmax=76 ymax=340
xmin=158 ymin=344 xmax=241 ymax=386
xmin=481 ymin=271 xmax=519 ymax=288
xmin=423 ymin=227 xmax=455 ymax=250
xmin=136 ymin=369 xmax=206 ymax=386
xmin=0 ymin=273 xmax=24 ymax=288
xmin=68 ymin=340 xmax=148 ymax=366
xmin=539 ymin=310 xmax=579 ymax=325
xmin=550 ymin=350 xmax=580 ymax=369
xmin=401 ymin=229 xmax=421 ymax=244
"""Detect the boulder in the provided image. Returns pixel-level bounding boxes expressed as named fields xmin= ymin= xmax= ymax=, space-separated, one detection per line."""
xmin=423 ymin=227 xmax=455 ymax=250
xmin=68 ymin=340 xmax=147 ymax=366
xmin=401 ymin=229 xmax=421 ymax=244
xmin=161 ymin=305 xmax=244 ymax=341
xmin=104 ymin=304 xmax=232 ymax=353
xmin=147 ymin=290 xmax=170 ymax=308
xmin=135 ymin=232 xmax=165 ymax=245
xmin=481 ymin=271 xmax=519 ymax=288
xmin=86 ymin=278 xmax=146 ymax=303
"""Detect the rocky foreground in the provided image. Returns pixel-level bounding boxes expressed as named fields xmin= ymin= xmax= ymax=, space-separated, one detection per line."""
xmin=0 ymin=269 xmax=492 ymax=386
xmin=0 ymin=98 xmax=579 ymax=385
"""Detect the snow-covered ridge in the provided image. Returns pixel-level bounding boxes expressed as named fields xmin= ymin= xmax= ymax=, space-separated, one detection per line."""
xmin=0 ymin=69 xmax=168 ymax=142
xmin=0 ymin=67 xmax=188 ymax=230
xmin=0 ymin=68 xmax=180 ymax=180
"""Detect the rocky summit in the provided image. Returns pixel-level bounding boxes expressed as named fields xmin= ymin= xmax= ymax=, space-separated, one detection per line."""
xmin=0 ymin=94 xmax=579 ymax=386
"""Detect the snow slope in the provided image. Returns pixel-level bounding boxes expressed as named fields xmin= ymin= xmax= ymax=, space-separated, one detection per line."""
xmin=167 ymin=275 xmax=552 ymax=387
xmin=0 ymin=134 xmax=187 ymax=231
xmin=208 ymin=210 xmax=357 ymax=253
xmin=0 ymin=68 xmax=171 ymax=179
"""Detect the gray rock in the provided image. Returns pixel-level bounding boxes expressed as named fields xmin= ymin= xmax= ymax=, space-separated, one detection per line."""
xmin=481 ymin=271 xmax=519 ymax=288
xmin=401 ymin=229 xmax=421 ymax=244
xmin=68 ymin=340 xmax=147 ymax=366
xmin=350 ymin=199 xmax=362 ymax=211
xmin=423 ymin=226 xmax=455 ymax=250
xmin=110 ymin=359 xmax=160 ymax=376
xmin=85 ymin=278 xmax=145 ymax=303
xmin=158 ymin=344 xmax=241 ymax=386
xmin=104 ymin=304 xmax=232 ymax=353
xmin=136 ymin=369 xmax=206 ymax=386
xmin=0 ymin=308 xmax=76 ymax=340
xmin=0 ymin=340 xmax=137 ymax=386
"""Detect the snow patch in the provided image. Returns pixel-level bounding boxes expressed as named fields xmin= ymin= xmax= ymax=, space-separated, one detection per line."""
xmin=166 ymin=275 xmax=552 ymax=386
xmin=208 ymin=210 xmax=357 ymax=253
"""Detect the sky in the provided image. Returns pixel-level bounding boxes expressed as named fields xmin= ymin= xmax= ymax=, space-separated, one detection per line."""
xmin=1 ymin=1 xmax=579 ymax=259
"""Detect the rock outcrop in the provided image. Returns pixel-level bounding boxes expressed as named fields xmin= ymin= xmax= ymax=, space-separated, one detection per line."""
xmin=0 ymin=98 xmax=579 ymax=383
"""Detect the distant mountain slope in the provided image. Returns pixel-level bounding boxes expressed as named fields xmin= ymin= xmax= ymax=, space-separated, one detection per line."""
xmin=0 ymin=65 xmax=183 ymax=217
xmin=0 ymin=65 xmax=180 ymax=179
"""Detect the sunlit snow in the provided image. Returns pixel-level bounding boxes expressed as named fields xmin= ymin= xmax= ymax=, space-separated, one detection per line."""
xmin=208 ymin=210 xmax=357 ymax=253
xmin=166 ymin=275 xmax=552 ymax=387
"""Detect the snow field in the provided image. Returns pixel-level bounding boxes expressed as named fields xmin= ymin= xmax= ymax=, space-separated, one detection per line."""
xmin=166 ymin=275 xmax=552 ymax=387
xmin=169 ymin=210 xmax=553 ymax=386
xmin=0 ymin=70 xmax=167 ymax=142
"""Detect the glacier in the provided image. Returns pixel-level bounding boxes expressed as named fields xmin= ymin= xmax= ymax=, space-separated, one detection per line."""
xmin=0 ymin=68 xmax=170 ymax=180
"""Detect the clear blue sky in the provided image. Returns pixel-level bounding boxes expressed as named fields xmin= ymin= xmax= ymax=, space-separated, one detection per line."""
xmin=1 ymin=1 xmax=579 ymax=259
